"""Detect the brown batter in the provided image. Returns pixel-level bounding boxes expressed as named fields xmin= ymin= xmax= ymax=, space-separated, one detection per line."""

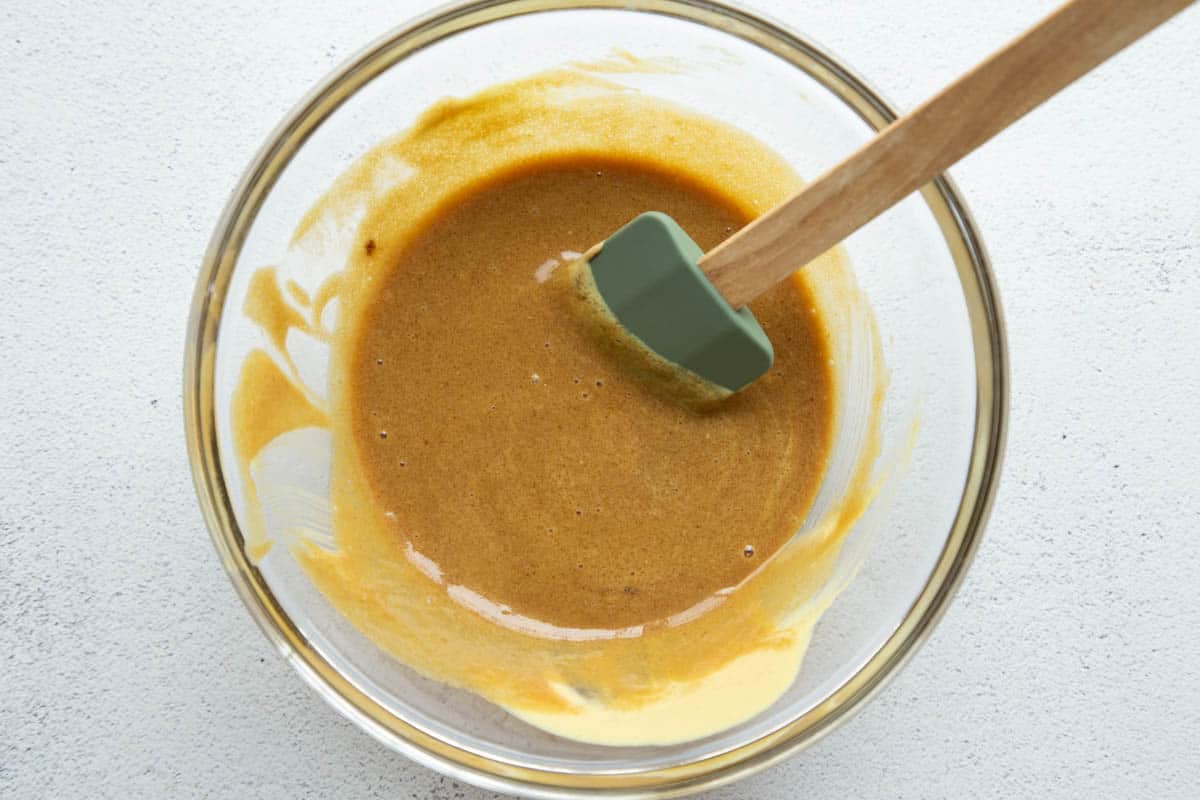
xmin=232 ymin=68 xmax=884 ymax=743
xmin=349 ymin=158 xmax=833 ymax=630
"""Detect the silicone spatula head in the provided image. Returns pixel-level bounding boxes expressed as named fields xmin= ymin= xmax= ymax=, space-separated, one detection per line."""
xmin=586 ymin=212 xmax=773 ymax=393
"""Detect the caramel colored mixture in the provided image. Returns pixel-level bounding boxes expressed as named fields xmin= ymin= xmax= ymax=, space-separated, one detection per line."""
xmin=350 ymin=159 xmax=832 ymax=630
xmin=231 ymin=68 xmax=883 ymax=744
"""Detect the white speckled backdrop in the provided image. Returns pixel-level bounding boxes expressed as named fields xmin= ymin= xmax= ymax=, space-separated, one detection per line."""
xmin=2 ymin=2 xmax=1198 ymax=798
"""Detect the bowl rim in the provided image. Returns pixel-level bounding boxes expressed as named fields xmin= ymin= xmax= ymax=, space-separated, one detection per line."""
xmin=183 ymin=0 xmax=1008 ymax=796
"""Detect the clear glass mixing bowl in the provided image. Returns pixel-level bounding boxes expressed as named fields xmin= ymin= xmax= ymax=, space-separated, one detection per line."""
xmin=184 ymin=1 xmax=1007 ymax=796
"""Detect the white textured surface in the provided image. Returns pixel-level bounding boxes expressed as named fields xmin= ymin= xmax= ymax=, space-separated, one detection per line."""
xmin=2 ymin=1 xmax=1198 ymax=797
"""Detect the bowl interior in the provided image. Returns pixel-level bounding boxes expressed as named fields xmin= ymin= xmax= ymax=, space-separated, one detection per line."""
xmin=197 ymin=4 xmax=999 ymax=792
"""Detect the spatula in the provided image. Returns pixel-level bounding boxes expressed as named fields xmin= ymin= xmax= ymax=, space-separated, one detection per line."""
xmin=586 ymin=0 xmax=1192 ymax=392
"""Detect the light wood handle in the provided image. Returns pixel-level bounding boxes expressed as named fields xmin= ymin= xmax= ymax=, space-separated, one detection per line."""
xmin=699 ymin=0 xmax=1193 ymax=308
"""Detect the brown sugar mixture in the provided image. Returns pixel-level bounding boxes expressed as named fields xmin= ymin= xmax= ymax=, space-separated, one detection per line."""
xmin=232 ymin=69 xmax=883 ymax=744
xmin=349 ymin=158 xmax=833 ymax=630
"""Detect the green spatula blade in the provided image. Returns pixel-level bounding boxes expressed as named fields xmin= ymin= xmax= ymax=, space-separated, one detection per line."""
xmin=587 ymin=212 xmax=773 ymax=393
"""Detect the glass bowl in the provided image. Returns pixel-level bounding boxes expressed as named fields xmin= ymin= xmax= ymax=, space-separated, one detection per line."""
xmin=184 ymin=1 xmax=1007 ymax=796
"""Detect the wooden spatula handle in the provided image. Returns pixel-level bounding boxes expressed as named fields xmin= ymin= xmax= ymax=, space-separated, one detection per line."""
xmin=699 ymin=0 xmax=1193 ymax=309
